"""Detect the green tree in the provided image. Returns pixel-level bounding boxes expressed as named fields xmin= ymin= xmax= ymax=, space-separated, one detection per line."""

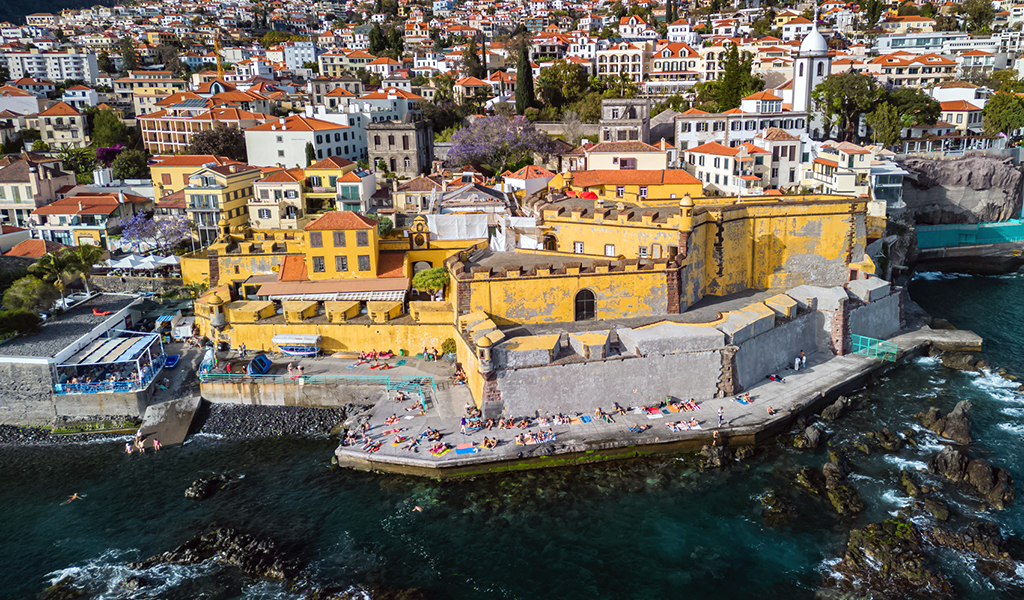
xmin=411 ymin=267 xmax=449 ymax=298
xmin=184 ymin=281 xmax=209 ymax=299
xmin=364 ymin=213 xmax=393 ymax=236
xmin=386 ymin=27 xmax=404 ymax=56
xmin=515 ymin=37 xmax=535 ymax=115
xmin=58 ymin=147 xmax=98 ymax=180
xmin=933 ymin=14 xmax=961 ymax=31
xmin=886 ymin=87 xmax=941 ymax=126
xmin=185 ymin=125 xmax=247 ymax=161
xmin=2 ymin=276 xmax=59 ymax=313
xmin=31 ymin=140 xmax=49 ymax=151
xmin=97 ymin=51 xmax=115 ymax=73
xmin=119 ymin=37 xmax=138 ymax=72
xmin=960 ymin=0 xmax=995 ymax=31
xmin=921 ymin=2 xmax=937 ymax=17
xmin=865 ymin=102 xmax=902 ymax=147
xmin=69 ymin=244 xmax=106 ymax=296
xmin=862 ymin=0 xmax=885 ymax=27
xmin=111 ymin=149 xmax=150 ymax=180
xmin=369 ymin=23 xmax=386 ymax=54
xmin=712 ymin=45 xmax=763 ymax=111
xmin=988 ymin=69 xmax=1024 ymax=92
xmin=537 ymin=61 xmax=589 ymax=109
xmin=983 ymin=92 xmax=1024 ymax=136
xmin=91 ymin=110 xmax=130 ymax=148
xmin=29 ymin=251 xmax=77 ymax=309
xmin=302 ymin=61 xmax=319 ymax=73
xmin=897 ymin=4 xmax=921 ymax=16
xmin=305 ymin=142 xmax=316 ymax=166
xmin=811 ymin=71 xmax=880 ymax=140
xmin=462 ymin=39 xmax=486 ymax=78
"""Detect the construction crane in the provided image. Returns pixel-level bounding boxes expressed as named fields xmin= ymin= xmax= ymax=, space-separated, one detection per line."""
xmin=214 ymin=36 xmax=224 ymax=78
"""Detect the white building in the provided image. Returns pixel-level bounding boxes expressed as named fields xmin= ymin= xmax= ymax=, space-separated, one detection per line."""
xmin=60 ymin=85 xmax=99 ymax=110
xmin=1 ymin=50 xmax=100 ymax=84
xmin=244 ymin=115 xmax=356 ymax=168
xmin=282 ymin=41 xmax=319 ymax=71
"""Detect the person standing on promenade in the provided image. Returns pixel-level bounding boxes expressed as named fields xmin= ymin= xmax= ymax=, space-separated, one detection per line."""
xmin=800 ymin=350 xmax=807 ymax=369
xmin=153 ymin=439 xmax=161 ymax=452
xmin=239 ymin=343 xmax=247 ymax=359
xmin=718 ymin=406 xmax=724 ymax=428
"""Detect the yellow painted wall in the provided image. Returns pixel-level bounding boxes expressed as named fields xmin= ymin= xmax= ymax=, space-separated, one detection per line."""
xmin=587 ymin=152 xmax=668 ymax=170
xmin=461 ymin=267 xmax=670 ymax=325
xmin=196 ymin=315 xmax=457 ymax=356
xmin=454 ymin=332 xmax=485 ymax=407
xmin=304 ymin=226 xmax=379 ymax=280
xmin=544 ymin=212 xmax=684 ymax=259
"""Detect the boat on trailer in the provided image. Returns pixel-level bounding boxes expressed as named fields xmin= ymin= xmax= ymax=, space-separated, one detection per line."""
xmin=272 ymin=334 xmax=322 ymax=357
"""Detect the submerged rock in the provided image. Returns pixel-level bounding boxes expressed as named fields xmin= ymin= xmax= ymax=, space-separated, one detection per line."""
xmin=922 ymin=498 xmax=950 ymax=522
xmin=901 ymin=470 xmax=922 ymax=498
xmin=36 ymin=576 xmax=84 ymax=600
xmin=823 ymin=452 xmax=863 ymax=516
xmin=866 ymin=428 xmax=903 ymax=452
xmin=699 ymin=444 xmax=731 ymax=469
xmin=916 ymin=400 xmax=972 ymax=445
xmin=759 ymin=490 xmax=794 ymax=527
xmin=832 ymin=518 xmax=953 ymax=599
xmin=794 ymin=423 xmax=826 ymax=449
xmin=939 ymin=352 xmax=981 ymax=372
xmin=927 ymin=522 xmax=1018 ymax=578
xmin=928 ymin=447 xmax=1015 ymax=509
xmin=184 ymin=474 xmax=231 ymax=500
xmin=795 ymin=467 xmax=823 ymax=496
xmin=820 ymin=396 xmax=852 ymax=421
xmin=132 ymin=526 xmax=300 ymax=580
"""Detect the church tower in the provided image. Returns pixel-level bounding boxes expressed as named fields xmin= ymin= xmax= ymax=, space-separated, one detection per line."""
xmin=791 ymin=13 xmax=831 ymax=138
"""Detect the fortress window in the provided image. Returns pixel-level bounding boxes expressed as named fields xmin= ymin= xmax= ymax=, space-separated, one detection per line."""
xmin=309 ymin=232 xmax=322 ymax=247
xmin=574 ymin=241 xmax=584 ymax=254
xmin=312 ymin=256 xmax=325 ymax=272
xmin=605 ymin=244 xmax=615 ymax=256
xmin=356 ymin=231 xmax=369 ymax=246
xmin=358 ymin=255 xmax=371 ymax=271
xmin=574 ymin=289 xmax=595 ymax=321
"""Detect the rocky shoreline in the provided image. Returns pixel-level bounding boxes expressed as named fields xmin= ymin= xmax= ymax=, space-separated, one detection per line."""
xmin=196 ymin=404 xmax=359 ymax=439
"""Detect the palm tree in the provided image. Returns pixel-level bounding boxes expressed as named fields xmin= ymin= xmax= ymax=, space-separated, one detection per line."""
xmin=29 ymin=250 xmax=77 ymax=309
xmin=184 ymin=281 xmax=209 ymax=299
xmin=69 ymin=244 xmax=106 ymax=297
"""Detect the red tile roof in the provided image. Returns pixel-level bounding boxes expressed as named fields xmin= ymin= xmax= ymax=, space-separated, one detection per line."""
xmin=4 ymin=238 xmax=69 ymax=257
xmin=304 ymin=211 xmax=376 ymax=231
xmin=377 ymin=251 xmax=406 ymax=278
xmin=38 ymin=102 xmax=80 ymax=116
xmin=307 ymin=156 xmax=355 ymax=170
xmin=278 ymin=254 xmax=308 ymax=281
xmin=573 ymin=170 xmax=701 ymax=187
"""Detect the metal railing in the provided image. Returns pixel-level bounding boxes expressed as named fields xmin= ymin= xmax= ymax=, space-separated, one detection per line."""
xmin=55 ymin=354 xmax=167 ymax=395
xmin=851 ymin=334 xmax=897 ymax=362
xmin=198 ymin=372 xmax=437 ymax=391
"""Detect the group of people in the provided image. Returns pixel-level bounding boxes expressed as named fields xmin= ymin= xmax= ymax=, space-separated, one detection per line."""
xmin=666 ymin=418 xmax=702 ymax=432
xmin=422 ymin=347 xmax=441 ymax=361
xmin=515 ymin=429 xmax=555 ymax=445
xmin=124 ymin=430 xmax=160 ymax=454
xmin=668 ymin=398 xmax=701 ymax=412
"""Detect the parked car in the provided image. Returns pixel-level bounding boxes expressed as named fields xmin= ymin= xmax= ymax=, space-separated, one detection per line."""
xmin=247 ymin=354 xmax=272 ymax=375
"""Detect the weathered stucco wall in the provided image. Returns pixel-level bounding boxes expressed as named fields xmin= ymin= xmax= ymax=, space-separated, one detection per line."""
xmin=200 ymin=381 xmax=384 ymax=406
xmin=197 ymin=319 xmax=456 ymax=356
xmin=495 ymin=350 xmax=723 ymax=416
xmin=732 ymin=312 xmax=824 ymax=391
xmin=91 ymin=276 xmax=184 ymax=294
xmin=0 ymin=362 xmax=55 ymax=424
xmin=848 ymin=291 xmax=902 ymax=341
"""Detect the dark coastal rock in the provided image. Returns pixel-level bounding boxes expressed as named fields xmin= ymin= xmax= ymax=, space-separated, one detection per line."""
xmin=132 ymin=526 xmax=300 ymax=580
xmin=832 ymin=518 xmax=954 ymax=600
xmin=901 ymin=470 xmax=922 ymax=498
xmin=853 ymin=436 xmax=871 ymax=455
xmin=916 ymin=401 xmax=972 ymax=445
xmin=36 ymin=576 xmax=84 ymax=600
xmin=927 ymin=522 xmax=1017 ymax=577
xmin=734 ymin=445 xmax=755 ymax=461
xmin=794 ymin=423 xmax=826 ymax=449
xmin=939 ymin=352 xmax=980 ymax=371
xmin=184 ymin=474 xmax=231 ymax=500
xmin=866 ymin=428 xmax=903 ymax=451
xmin=820 ymin=396 xmax=852 ymax=421
xmin=699 ymin=444 xmax=731 ymax=469
xmin=795 ymin=467 xmax=823 ymax=495
xmin=759 ymin=490 xmax=794 ymax=527
xmin=928 ymin=447 xmax=1015 ymax=509
xmin=827 ymin=484 xmax=865 ymax=516
xmin=923 ymin=498 xmax=950 ymax=522
xmin=304 ymin=584 xmax=427 ymax=600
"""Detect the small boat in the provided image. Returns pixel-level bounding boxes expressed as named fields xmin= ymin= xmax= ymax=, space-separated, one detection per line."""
xmin=165 ymin=355 xmax=180 ymax=369
xmin=272 ymin=334 xmax=321 ymax=357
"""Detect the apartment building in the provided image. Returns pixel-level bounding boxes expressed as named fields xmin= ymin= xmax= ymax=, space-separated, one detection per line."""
xmin=682 ymin=141 xmax=771 ymax=196
xmin=38 ymin=102 xmax=88 ymax=149
xmin=596 ymin=41 xmax=652 ymax=83
xmin=1 ymin=50 xmax=100 ymax=84
xmin=150 ymin=155 xmax=247 ymax=199
xmin=862 ymin=52 xmax=957 ymax=88
xmin=30 ymin=191 xmax=153 ymax=248
xmin=250 ymin=168 xmax=308 ymax=230
xmin=113 ymin=71 xmax=188 ymax=116
xmin=0 ymin=158 xmax=75 ymax=227
xmin=184 ymin=164 xmax=261 ymax=246
xmin=244 ymin=115 xmax=355 ymax=168
xmin=139 ymin=103 xmax=271 ymax=154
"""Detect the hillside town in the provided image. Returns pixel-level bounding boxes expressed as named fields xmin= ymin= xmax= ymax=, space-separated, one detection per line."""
xmin=0 ymin=0 xmax=1018 ymax=471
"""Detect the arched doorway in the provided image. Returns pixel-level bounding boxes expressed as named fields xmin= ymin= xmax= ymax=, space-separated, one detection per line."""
xmin=574 ymin=289 xmax=596 ymax=321
xmin=413 ymin=261 xmax=432 ymax=274
xmin=543 ymin=234 xmax=557 ymax=251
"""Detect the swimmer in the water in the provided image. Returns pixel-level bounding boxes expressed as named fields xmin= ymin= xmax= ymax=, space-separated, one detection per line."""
xmin=61 ymin=493 xmax=83 ymax=505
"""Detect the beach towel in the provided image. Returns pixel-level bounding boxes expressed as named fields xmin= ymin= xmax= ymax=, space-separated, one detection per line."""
xmin=415 ymin=353 xmax=425 ymax=360
xmin=646 ymin=412 xmax=665 ymax=419
xmin=383 ymin=428 xmax=401 ymax=435
xmin=570 ymin=417 xmax=582 ymax=425
xmin=396 ymin=360 xmax=407 ymax=366
xmin=667 ymin=404 xmax=680 ymax=413
xmin=645 ymin=407 xmax=661 ymax=414
xmin=456 ymin=443 xmax=477 ymax=455
xmin=580 ymin=415 xmax=593 ymax=423
xmin=347 ymin=364 xmax=359 ymax=369
xmin=432 ymin=447 xmax=452 ymax=457
xmin=734 ymin=397 xmax=750 ymax=405
xmin=690 ymin=424 xmax=702 ymax=430
xmin=391 ymin=438 xmax=407 ymax=446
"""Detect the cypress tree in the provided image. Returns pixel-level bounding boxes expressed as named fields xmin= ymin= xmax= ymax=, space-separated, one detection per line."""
xmin=515 ymin=39 xmax=534 ymax=115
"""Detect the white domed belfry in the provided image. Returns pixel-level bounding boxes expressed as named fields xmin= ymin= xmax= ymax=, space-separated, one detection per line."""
xmin=791 ymin=13 xmax=831 ymax=139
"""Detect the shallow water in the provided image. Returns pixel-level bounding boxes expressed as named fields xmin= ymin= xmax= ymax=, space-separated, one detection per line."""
xmin=3 ymin=273 xmax=1024 ymax=599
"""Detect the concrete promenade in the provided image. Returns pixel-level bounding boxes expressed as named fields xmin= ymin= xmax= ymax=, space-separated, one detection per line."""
xmin=334 ymin=323 xmax=984 ymax=477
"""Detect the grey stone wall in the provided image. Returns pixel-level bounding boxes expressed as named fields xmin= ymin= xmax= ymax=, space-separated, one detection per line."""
xmin=201 ymin=381 xmax=383 ymax=407
xmin=848 ymin=291 xmax=902 ymax=341
xmin=52 ymin=389 xmax=151 ymax=420
xmin=0 ymin=362 xmax=55 ymax=425
xmin=495 ymin=350 xmax=723 ymax=416
xmin=90 ymin=276 xmax=184 ymax=294
xmin=732 ymin=312 xmax=824 ymax=391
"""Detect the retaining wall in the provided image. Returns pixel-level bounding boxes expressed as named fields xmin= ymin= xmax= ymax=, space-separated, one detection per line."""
xmin=90 ymin=275 xmax=185 ymax=294
xmin=732 ymin=312 xmax=824 ymax=391
xmin=200 ymin=380 xmax=384 ymax=407
xmin=848 ymin=291 xmax=902 ymax=341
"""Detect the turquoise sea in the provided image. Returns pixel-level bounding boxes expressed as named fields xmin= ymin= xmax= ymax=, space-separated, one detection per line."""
xmin=3 ymin=272 xmax=1024 ymax=599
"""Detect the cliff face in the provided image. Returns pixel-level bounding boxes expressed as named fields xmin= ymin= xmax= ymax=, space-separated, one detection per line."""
xmin=900 ymin=155 xmax=1023 ymax=225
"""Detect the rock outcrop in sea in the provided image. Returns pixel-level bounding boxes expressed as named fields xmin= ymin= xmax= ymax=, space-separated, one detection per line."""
xmin=916 ymin=400 xmax=972 ymax=445
xmin=131 ymin=526 xmax=300 ymax=580
xmin=928 ymin=446 xmax=1016 ymax=509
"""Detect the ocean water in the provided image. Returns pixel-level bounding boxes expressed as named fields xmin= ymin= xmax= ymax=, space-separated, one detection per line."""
xmin=4 ymin=273 xmax=1024 ymax=599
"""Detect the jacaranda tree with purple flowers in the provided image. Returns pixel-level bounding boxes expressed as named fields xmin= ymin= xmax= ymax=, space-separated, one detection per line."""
xmin=119 ymin=212 xmax=194 ymax=253
xmin=446 ymin=116 xmax=555 ymax=174
xmin=95 ymin=144 xmax=126 ymax=167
